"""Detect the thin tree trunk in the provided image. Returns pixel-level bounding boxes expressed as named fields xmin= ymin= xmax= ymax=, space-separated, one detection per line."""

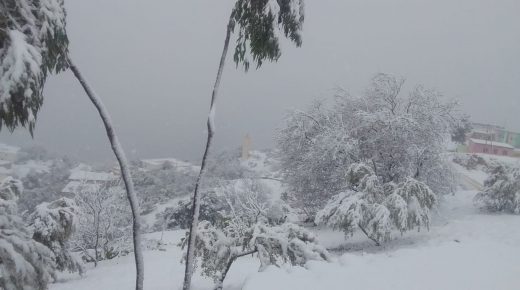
xmin=214 ymin=249 xmax=257 ymax=290
xmin=182 ymin=17 xmax=234 ymax=290
xmin=94 ymin=212 xmax=100 ymax=267
xmin=68 ymin=57 xmax=144 ymax=290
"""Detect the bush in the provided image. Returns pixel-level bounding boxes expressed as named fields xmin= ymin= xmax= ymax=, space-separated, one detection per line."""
xmin=315 ymin=163 xmax=437 ymax=245
xmin=474 ymin=164 xmax=520 ymax=214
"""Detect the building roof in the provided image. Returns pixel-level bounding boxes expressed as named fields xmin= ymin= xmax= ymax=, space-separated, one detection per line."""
xmin=469 ymin=138 xmax=514 ymax=149
xmin=68 ymin=170 xmax=117 ymax=181
xmin=0 ymin=160 xmax=11 ymax=166
xmin=141 ymin=158 xmax=200 ymax=172
xmin=0 ymin=143 xmax=20 ymax=154
xmin=62 ymin=181 xmax=102 ymax=194
xmin=62 ymin=180 xmax=124 ymax=194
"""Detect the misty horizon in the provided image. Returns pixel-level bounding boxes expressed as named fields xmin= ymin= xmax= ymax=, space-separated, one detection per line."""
xmin=1 ymin=0 xmax=519 ymax=162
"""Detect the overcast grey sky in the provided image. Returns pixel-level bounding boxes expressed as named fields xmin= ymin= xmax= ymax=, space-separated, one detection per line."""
xmin=1 ymin=0 xmax=519 ymax=162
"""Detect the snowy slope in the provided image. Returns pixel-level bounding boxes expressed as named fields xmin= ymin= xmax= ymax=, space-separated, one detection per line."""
xmin=51 ymin=189 xmax=520 ymax=290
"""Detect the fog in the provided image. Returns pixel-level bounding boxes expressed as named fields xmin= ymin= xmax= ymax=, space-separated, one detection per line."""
xmin=1 ymin=0 xmax=519 ymax=162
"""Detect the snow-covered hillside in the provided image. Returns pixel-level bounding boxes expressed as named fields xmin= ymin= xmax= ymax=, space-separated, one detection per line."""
xmin=48 ymin=153 xmax=520 ymax=290
xmin=50 ymin=187 xmax=520 ymax=290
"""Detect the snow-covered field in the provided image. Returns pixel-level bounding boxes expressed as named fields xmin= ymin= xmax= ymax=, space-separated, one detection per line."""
xmin=51 ymin=188 xmax=520 ymax=290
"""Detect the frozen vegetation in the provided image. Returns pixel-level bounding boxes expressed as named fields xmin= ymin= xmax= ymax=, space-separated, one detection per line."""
xmin=1 ymin=143 xmax=520 ymax=290
xmin=1 ymin=1 xmax=519 ymax=289
xmin=48 ymin=180 xmax=520 ymax=290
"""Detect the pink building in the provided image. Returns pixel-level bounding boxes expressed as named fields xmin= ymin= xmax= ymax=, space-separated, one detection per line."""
xmin=468 ymin=138 xmax=514 ymax=156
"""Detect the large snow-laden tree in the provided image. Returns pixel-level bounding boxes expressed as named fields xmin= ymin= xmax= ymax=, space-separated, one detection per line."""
xmin=278 ymin=73 xmax=460 ymax=216
xmin=1 ymin=3 xmax=144 ymax=288
xmin=474 ymin=164 xmax=520 ymax=214
xmin=0 ymin=177 xmax=56 ymax=290
xmin=29 ymin=197 xmax=84 ymax=275
xmin=183 ymin=1 xmax=305 ymax=289
xmin=315 ymin=163 xmax=437 ymax=245
xmin=0 ymin=0 xmax=69 ymax=134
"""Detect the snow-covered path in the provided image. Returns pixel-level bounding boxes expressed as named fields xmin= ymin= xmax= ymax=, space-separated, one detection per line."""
xmin=51 ymin=190 xmax=520 ymax=290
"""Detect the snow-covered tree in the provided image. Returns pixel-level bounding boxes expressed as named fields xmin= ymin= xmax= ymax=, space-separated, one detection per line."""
xmin=387 ymin=177 xmax=437 ymax=232
xmin=29 ymin=197 xmax=84 ymax=275
xmin=19 ymin=157 xmax=76 ymax=212
xmin=132 ymin=164 xmax=197 ymax=216
xmin=474 ymin=164 xmax=520 ymax=214
xmin=0 ymin=0 xmax=69 ymax=134
xmin=2 ymin=4 xmax=144 ymax=287
xmin=158 ymin=193 xmax=229 ymax=231
xmin=278 ymin=73 xmax=459 ymax=216
xmin=452 ymin=153 xmax=487 ymax=171
xmin=184 ymin=221 xmax=329 ymax=290
xmin=183 ymin=1 xmax=305 ymax=289
xmin=73 ymin=180 xmax=131 ymax=265
xmin=204 ymin=148 xmax=255 ymax=180
xmin=0 ymin=177 xmax=56 ymax=290
xmin=315 ymin=163 xmax=437 ymax=245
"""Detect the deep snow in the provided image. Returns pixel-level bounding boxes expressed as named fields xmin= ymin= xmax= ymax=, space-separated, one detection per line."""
xmin=50 ymin=188 xmax=520 ymax=290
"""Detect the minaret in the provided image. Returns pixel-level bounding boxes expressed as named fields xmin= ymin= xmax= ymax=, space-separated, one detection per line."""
xmin=241 ymin=134 xmax=252 ymax=160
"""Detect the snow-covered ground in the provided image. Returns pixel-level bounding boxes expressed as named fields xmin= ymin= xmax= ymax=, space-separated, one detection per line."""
xmin=51 ymin=186 xmax=520 ymax=290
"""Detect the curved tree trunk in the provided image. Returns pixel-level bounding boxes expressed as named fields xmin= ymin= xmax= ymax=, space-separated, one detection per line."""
xmin=68 ymin=57 xmax=144 ymax=290
xmin=182 ymin=18 xmax=234 ymax=290
xmin=214 ymin=249 xmax=257 ymax=290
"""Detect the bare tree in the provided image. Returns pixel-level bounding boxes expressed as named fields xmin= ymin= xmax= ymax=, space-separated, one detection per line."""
xmin=183 ymin=1 xmax=305 ymax=289
xmin=73 ymin=179 xmax=132 ymax=266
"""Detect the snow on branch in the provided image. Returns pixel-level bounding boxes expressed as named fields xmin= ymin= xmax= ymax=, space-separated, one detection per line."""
xmin=315 ymin=163 xmax=437 ymax=245
xmin=183 ymin=220 xmax=329 ymax=290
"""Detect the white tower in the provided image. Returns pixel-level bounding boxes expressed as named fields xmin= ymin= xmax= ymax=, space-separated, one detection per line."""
xmin=241 ymin=134 xmax=252 ymax=160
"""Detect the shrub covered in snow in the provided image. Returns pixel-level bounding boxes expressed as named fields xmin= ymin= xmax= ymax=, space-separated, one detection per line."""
xmin=252 ymin=223 xmax=330 ymax=269
xmin=204 ymin=148 xmax=255 ymax=180
xmin=30 ymin=198 xmax=84 ymax=275
xmin=316 ymin=163 xmax=437 ymax=245
xmin=452 ymin=154 xmax=487 ymax=170
xmin=158 ymin=193 xmax=230 ymax=231
xmin=19 ymin=157 xmax=76 ymax=212
xmin=183 ymin=221 xmax=330 ymax=290
xmin=132 ymin=165 xmax=197 ymax=216
xmin=73 ymin=181 xmax=132 ymax=264
xmin=0 ymin=177 xmax=56 ymax=290
xmin=474 ymin=164 xmax=520 ymax=214
xmin=158 ymin=178 xmax=289 ymax=231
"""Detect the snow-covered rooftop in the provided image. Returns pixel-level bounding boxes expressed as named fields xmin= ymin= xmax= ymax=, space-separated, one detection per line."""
xmin=11 ymin=160 xmax=51 ymax=178
xmin=0 ymin=143 xmax=20 ymax=154
xmin=0 ymin=166 xmax=10 ymax=175
xmin=62 ymin=180 xmax=124 ymax=194
xmin=62 ymin=181 xmax=102 ymax=194
xmin=0 ymin=160 xmax=11 ymax=166
xmin=141 ymin=158 xmax=200 ymax=172
xmin=469 ymin=138 xmax=514 ymax=149
xmin=68 ymin=170 xmax=118 ymax=181
xmin=471 ymin=129 xmax=494 ymax=135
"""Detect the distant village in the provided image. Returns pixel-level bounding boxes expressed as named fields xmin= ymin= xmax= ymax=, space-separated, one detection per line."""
xmin=462 ymin=122 xmax=520 ymax=157
xmin=0 ymin=142 xmax=199 ymax=195
xmin=1 ymin=124 xmax=519 ymax=187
